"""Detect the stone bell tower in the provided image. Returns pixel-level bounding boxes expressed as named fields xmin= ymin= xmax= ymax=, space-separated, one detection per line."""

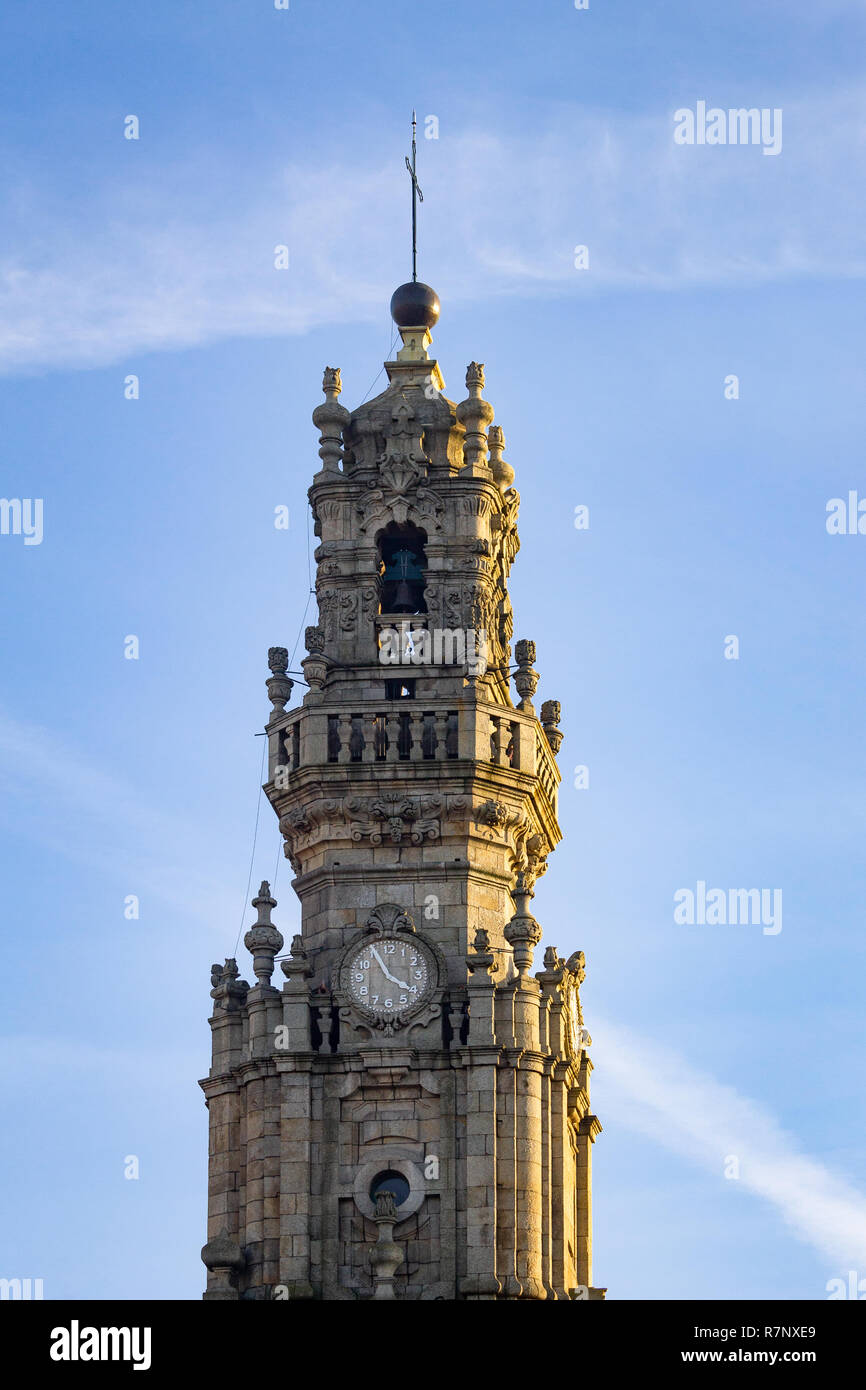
xmin=200 ymin=281 xmax=604 ymax=1301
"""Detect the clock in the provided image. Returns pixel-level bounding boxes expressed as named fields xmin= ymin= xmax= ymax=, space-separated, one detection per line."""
xmin=347 ymin=936 xmax=433 ymax=1020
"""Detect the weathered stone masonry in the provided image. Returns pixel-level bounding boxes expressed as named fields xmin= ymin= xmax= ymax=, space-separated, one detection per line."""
xmin=200 ymin=284 xmax=604 ymax=1300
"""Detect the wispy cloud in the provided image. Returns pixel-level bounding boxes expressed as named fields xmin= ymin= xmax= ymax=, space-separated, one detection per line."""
xmin=598 ymin=1019 xmax=866 ymax=1270
xmin=0 ymin=709 xmax=242 ymax=929
xmin=1 ymin=90 xmax=864 ymax=375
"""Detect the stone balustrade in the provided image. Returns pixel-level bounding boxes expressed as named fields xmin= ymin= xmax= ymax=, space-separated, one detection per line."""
xmin=267 ymin=698 xmax=559 ymax=816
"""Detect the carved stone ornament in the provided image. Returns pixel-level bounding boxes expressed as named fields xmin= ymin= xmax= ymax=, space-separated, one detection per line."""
xmin=515 ymin=639 xmax=536 ymax=667
xmin=541 ymin=699 xmax=563 ymax=755
xmin=209 ymin=957 xmax=250 ymax=1010
xmin=473 ymin=799 xmax=522 ymax=842
xmin=377 ymin=401 xmax=429 ymax=496
xmin=513 ymin=636 xmax=539 ymax=708
xmin=266 ymin=647 xmax=293 ymax=717
xmin=346 ymin=792 xmax=442 ymax=846
xmin=362 ymin=902 xmax=417 ymax=936
xmin=339 ymin=591 xmax=359 ymax=632
xmin=278 ymin=800 xmax=341 ymax=872
xmin=312 ymin=375 xmax=349 ymax=473
xmin=356 ymin=484 xmax=444 ymax=535
xmin=504 ymin=872 xmax=543 ymax=975
xmin=507 ymin=817 xmax=550 ymax=889
xmin=477 ymin=798 xmax=510 ymax=828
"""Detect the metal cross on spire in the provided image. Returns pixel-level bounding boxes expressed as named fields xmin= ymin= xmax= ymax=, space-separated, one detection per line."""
xmin=405 ymin=110 xmax=423 ymax=283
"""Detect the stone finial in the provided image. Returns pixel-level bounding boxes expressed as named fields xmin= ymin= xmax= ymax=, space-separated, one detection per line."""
xmin=210 ymin=957 xmax=249 ymax=1008
xmin=201 ymin=1228 xmax=244 ymax=1272
xmin=266 ymin=647 xmax=293 ymax=718
xmin=504 ymin=871 xmax=543 ymax=975
xmin=243 ymin=881 xmax=284 ymax=988
xmin=369 ymin=1191 xmax=403 ymax=1299
xmin=456 ymin=361 xmax=494 ymax=474
xmin=487 ymin=425 xmax=515 ymax=493
xmin=541 ymin=699 xmax=563 ymax=755
xmin=281 ymin=933 xmax=312 ymax=980
xmin=201 ymin=1228 xmax=245 ymax=1302
xmin=466 ymin=925 xmax=497 ymax=979
xmin=301 ymin=627 xmax=328 ymax=696
xmin=513 ymin=638 xmax=539 ymax=711
xmin=542 ymin=945 xmax=563 ymax=972
xmin=515 ymin=638 xmax=535 ymax=666
xmin=312 ymin=366 xmax=350 ymax=473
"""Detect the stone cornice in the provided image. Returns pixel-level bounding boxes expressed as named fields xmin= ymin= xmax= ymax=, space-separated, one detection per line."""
xmin=579 ymin=1113 xmax=603 ymax=1142
xmin=199 ymin=1072 xmax=240 ymax=1100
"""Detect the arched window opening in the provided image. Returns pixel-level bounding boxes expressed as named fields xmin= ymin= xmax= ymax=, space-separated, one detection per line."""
xmin=378 ymin=524 xmax=428 ymax=615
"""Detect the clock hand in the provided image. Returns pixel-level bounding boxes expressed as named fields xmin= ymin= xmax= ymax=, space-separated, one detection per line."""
xmin=369 ymin=944 xmax=389 ymax=975
xmin=370 ymin=945 xmax=401 ymax=986
xmin=370 ymin=945 xmax=410 ymax=991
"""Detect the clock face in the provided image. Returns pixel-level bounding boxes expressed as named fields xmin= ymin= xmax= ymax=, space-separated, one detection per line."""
xmin=348 ymin=937 xmax=431 ymax=1018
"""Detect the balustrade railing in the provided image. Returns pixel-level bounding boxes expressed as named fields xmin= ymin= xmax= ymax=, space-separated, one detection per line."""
xmin=326 ymin=709 xmax=459 ymax=764
xmin=270 ymin=700 xmax=559 ymax=814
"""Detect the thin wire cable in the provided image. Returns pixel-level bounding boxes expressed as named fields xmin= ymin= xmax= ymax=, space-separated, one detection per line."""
xmin=232 ymin=735 xmax=267 ymax=957
xmin=358 ymin=323 xmax=399 ymax=405
xmin=283 ymin=507 xmax=315 ymax=673
xmin=272 ymin=833 xmax=282 ymax=895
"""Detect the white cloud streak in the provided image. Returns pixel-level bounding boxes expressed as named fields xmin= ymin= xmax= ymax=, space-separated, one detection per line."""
xmin=0 ymin=91 xmax=864 ymax=374
xmin=0 ymin=708 xmax=242 ymax=929
xmin=597 ymin=1018 xmax=866 ymax=1270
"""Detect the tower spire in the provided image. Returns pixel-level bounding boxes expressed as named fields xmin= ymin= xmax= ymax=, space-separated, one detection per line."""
xmin=405 ymin=109 xmax=423 ymax=283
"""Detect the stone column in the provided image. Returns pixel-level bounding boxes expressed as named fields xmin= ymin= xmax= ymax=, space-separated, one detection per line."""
xmin=277 ymin=1065 xmax=315 ymax=1298
xmin=576 ymin=1104 xmax=602 ymax=1292
xmin=505 ymin=876 xmax=545 ymax=1299
xmin=457 ymin=930 xmax=501 ymax=1300
xmin=276 ymin=936 xmax=315 ymax=1298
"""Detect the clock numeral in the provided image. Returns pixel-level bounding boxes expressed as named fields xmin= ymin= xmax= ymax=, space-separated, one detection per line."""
xmin=353 ymin=972 xmax=364 ymax=983
xmin=359 ymin=986 xmax=368 ymax=996
xmin=414 ymin=969 xmax=423 ymax=979
xmin=409 ymin=985 xmax=417 ymax=995
xmin=383 ymin=943 xmax=396 ymax=954
xmin=360 ymin=960 xmax=370 ymax=969
xmin=371 ymin=995 xmax=379 ymax=1006
xmin=399 ymin=994 xmax=408 ymax=1006
xmin=384 ymin=997 xmax=393 ymax=1009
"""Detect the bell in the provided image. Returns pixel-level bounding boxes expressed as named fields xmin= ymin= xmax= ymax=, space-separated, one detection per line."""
xmin=383 ymin=546 xmax=424 ymax=614
xmin=392 ymin=578 xmax=415 ymax=613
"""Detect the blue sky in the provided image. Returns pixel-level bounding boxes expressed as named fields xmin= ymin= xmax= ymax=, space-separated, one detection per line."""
xmin=1 ymin=0 xmax=865 ymax=1300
